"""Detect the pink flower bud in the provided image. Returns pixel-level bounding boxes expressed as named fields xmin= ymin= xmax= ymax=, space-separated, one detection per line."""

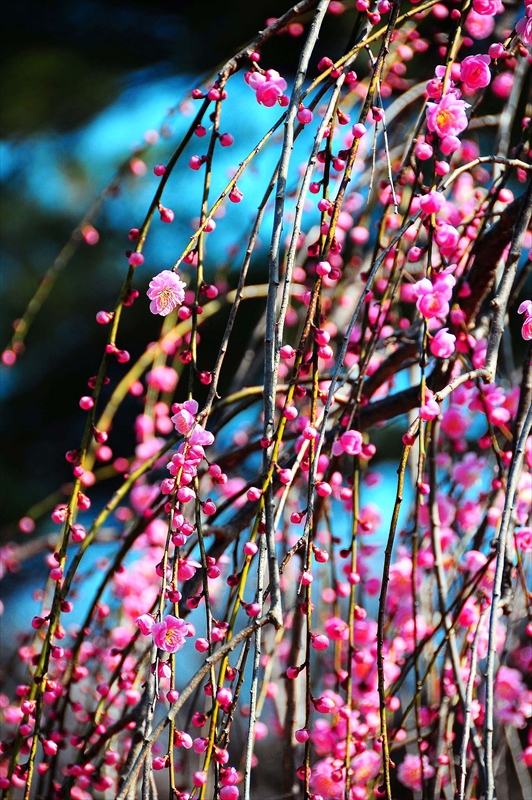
xmin=311 ymin=634 xmax=330 ymax=650
xmin=297 ymin=107 xmax=313 ymax=124
xmin=280 ymin=344 xmax=295 ymax=359
xmin=352 ymin=122 xmax=367 ymax=138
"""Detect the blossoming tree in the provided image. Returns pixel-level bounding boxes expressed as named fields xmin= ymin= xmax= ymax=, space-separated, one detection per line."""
xmin=1 ymin=1 xmax=531 ymax=799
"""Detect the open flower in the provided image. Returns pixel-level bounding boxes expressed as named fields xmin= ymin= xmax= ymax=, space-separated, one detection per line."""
xmin=171 ymin=399 xmax=199 ymax=435
xmin=398 ymin=754 xmax=435 ymax=791
xmin=426 ymin=92 xmax=470 ymax=139
xmin=147 ymin=270 xmax=186 ymax=316
xmin=246 ymin=68 xmax=287 ymax=107
xmin=151 ymin=615 xmax=188 ymax=653
xmin=516 ymin=4 xmax=532 ymax=47
xmin=460 ymin=54 xmax=491 ymax=90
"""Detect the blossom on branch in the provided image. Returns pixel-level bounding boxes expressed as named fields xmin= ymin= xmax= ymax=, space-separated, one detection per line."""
xmin=147 ymin=270 xmax=186 ymax=316
xmin=151 ymin=615 xmax=188 ymax=653
xmin=518 ymin=300 xmax=532 ymax=340
xmin=426 ymin=92 xmax=470 ymax=139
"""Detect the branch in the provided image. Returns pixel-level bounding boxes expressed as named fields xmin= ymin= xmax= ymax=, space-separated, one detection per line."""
xmin=116 ymin=614 xmax=275 ymax=800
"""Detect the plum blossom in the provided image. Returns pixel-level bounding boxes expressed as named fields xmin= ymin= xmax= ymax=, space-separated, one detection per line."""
xmin=518 ymin=300 xmax=532 ymax=340
xmin=515 ymin=527 xmax=532 ymax=552
xmin=426 ymin=92 xmax=470 ymax=139
xmin=246 ymin=69 xmax=287 ymax=107
xmin=434 ymin=223 xmax=460 ymax=258
xmin=171 ymin=399 xmax=199 ymax=435
xmin=397 ymin=754 xmax=435 ymax=791
xmin=147 ymin=270 xmax=186 ymax=316
xmin=516 ymin=3 xmax=532 ymax=46
xmin=460 ymin=54 xmax=491 ymax=90
xmin=419 ymin=190 xmax=445 ymax=215
xmin=466 ymin=9 xmax=496 ymax=39
xmin=350 ymin=749 xmax=381 ymax=783
xmin=440 ymin=405 xmax=470 ymax=439
xmin=430 ymin=327 xmax=456 ymax=358
xmin=136 ymin=614 xmax=155 ymax=635
xmin=469 ymin=383 xmax=511 ymax=427
xmin=472 ymin=0 xmax=501 ymax=14
xmin=426 ymin=64 xmax=447 ymax=100
xmin=146 ymin=365 xmax=178 ymax=393
xmin=495 ymin=666 xmax=532 ymax=727
xmin=189 ymin=424 xmax=215 ymax=447
xmin=332 ymin=428 xmax=363 ymax=456
xmin=310 ymin=758 xmax=345 ymax=798
xmin=413 ymin=273 xmax=456 ymax=319
xmin=151 ymin=615 xmax=188 ymax=653
xmin=452 ymin=452 xmax=487 ymax=489
xmin=420 ymin=388 xmax=440 ymax=421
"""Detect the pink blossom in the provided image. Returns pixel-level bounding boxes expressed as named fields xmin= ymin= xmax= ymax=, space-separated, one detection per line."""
xmin=471 ymin=0 xmax=501 ymax=14
xmin=465 ymin=9 xmax=496 ymax=39
xmin=177 ymin=557 xmax=201 ymax=581
xmin=430 ymin=327 xmax=456 ymax=358
xmin=440 ymin=405 xmax=470 ymax=439
xmin=310 ymin=758 xmax=345 ymax=798
xmin=174 ymin=731 xmax=193 ymax=749
xmin=351 ymin=748 xmax=381 ymax=783
xmin=151 ymin=615 xmax=188 ymax=653
xmin=469 ymin=383 xmax=511 ymax=427
xmin=414 ymin=273 xmax=456 ymax=320
xmin=324 ymin=617 xmax=349 ymax=641
xmin=136 ymin=614 xmax=155 ymax=635
xmin=189 ymin=424 xmax=215 ymax=447
xmin=516 ymin=5 xmax=532 ymax=46
xmin=460 ymin=54 xmax=491 ymax=90
xmin=247 ymin=69 xmax=287 ymax=107
xmin=397 ymin=754 xmax=435 ymax=791
xmin=146 ymin=365 xmax=178 ymax=393
xmin=491 ymin=71 xmax=513 ymax=98
xmin=171 ymin=399 xmax=198 ymax=434
xmin=147 ymin=270 xmax=186 ymax=316
xmin=434 ymin=223 xmax=460 ymax=258
xmin=495 ymin=666 xmax=532 ymax=727
xmin=332 ymin=428 xmax=363 ymax=456
xmin=515 ymin=527 xmax=532 ymax=552
xmin=456 ymin=499 xmax=483 ymax=532
xmin=452 ymin=452 xmax=486 ymax=489
xmin=426 ymin=92 xmax=470 ymax=139
xmin=419 ymin=190 xmax=445 ymax=215
xmin=420 ymin=388 xmax=440 ymax=421
xmin=518 ymin=300 xmax=532 ymax=341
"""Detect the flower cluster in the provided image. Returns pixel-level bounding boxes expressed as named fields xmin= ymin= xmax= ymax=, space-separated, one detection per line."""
xmin=413 ymin=271 xmax=456 ymax=320
xmin=245 ymin=68 xmax=288 ymax=107
xmin=2 ymin=2 xmax=531 ymax=798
